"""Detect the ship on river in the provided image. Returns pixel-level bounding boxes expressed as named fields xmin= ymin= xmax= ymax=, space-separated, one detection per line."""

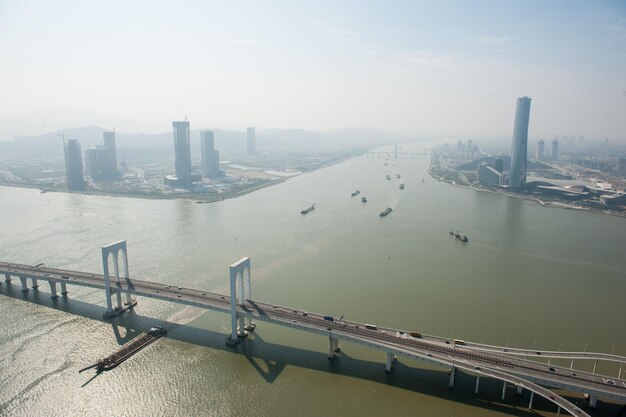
xmin=301 ymin=204 xmax=316 ymax=214
xmin=379 ymin=207 xmax=393 ymax=217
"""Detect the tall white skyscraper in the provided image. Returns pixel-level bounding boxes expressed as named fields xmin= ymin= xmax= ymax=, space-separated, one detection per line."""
xmin=509 ymin=97 xmax=531 ymax=188
xmin=246 ymin=127 xmax=256 ymax=155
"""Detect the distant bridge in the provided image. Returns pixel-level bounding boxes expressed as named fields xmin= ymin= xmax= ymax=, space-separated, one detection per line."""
xmin=1 ymin=241 xmax=625 ymax=417
xmin=364 ymin=144 xmax=429 ymax=158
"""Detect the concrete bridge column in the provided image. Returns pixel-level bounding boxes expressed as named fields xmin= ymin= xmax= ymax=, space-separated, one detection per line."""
xmin=592 ymin=360 xmax=598 ymax=375
xmin=385 ymin=352 xmax=395 ymax=373
xmin=328 ymin=337 xmax=338 ymax=360
xmin=587 ymin=395 xmax=598 ymax=408
xmin=60 ymin=282 xmax=68 ymax=296
xmin=474 ymin=376 xmax=480 ymax=394
xmin=501 ymin=381 xmax=507 ymax=401
xmin=516 ymin=385 xmax=523 ymax=396
xmin=4 ymin=274 xmax=10 ymax=283
xmin=556 ymin=406 xmax=561 ymax=416
xmin=528 ymin=392 xmax=534 ymax=409
xmin=113 ymin=256 xmax=122 ymax=310
xmin=49 ymin=282 xmax=58 ymax=299
xmin=32 ymin=278 xmax=39 ymax=289
xmin=19 ymin=276 xmax=28 ymax=292
xmin=448 ymin=367 xmax=456 ymax=388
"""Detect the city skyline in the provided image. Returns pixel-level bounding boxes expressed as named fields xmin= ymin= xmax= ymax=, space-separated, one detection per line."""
xmin=1 ymin=1 xmax=625 ymax=141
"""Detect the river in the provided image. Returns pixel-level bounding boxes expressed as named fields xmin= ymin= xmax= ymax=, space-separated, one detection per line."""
xmin=1 ymin=141 xmax=625 ymax=417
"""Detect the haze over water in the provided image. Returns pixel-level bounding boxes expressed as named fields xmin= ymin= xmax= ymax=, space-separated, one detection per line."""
xmin=1 ymin=142 xmax=625 ymax=417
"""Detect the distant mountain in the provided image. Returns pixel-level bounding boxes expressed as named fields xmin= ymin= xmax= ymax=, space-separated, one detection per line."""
xmin=0 ymin=126 xmax=410 ymax=160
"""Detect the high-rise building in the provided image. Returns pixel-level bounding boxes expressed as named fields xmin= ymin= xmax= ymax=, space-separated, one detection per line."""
xmin=200 ymin=131 xmax=221 ymax=179
xmin=551 ymin=140 xmax=559 ymax=160
xmin=493 ymin=158 xmax=504 ymax=173
xmin=457 ymin=139 xmax=463 ymax=152
xmin=618 ymin=157 xmax=626 ymax=177
xmin=467 ymin=139 xmax=473 ymax=155
xmin=102 ymin=131 xmax=118 ymax=176
xmin=247 ymin=127 xmax=256 ymax=155
xmin=536 ymin=139 xmax=545 ymax=160
xmin=64 ymin=139 xmax=85 ymax=190
xmin=173 ymin=121 xmax=192 ymax=184
xmin=508 ymin=96 xmax=531 ymax=188
xmin=83 ymin=131 xmax=119 ymax=180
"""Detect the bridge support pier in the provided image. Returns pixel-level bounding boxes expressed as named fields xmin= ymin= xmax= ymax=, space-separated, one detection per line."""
xmin=592 ymin=360 xmax=598 ymax=375
xmin=227 ymin=257 xmax=251 ymax=346
xmin=528 ymin=392 xmax=534 ymax=409
xmin=501 ymin=381 xmax=507 ymax=401
xmin=474 ymin=376 xmax=480 ymax=394
xmin=556 ymin=406 xmax=561 ymax=416
xmin=448 ymin=366 xmax=456 ymax=388
xmin=587 ymin=395 xmax=598 ymax=408
xmin=60 ymin=282 xmax=68 ymax=296
xmin=4 ymin=273 xmax=10 ymax=283
xmin=516 ymin=385 xmax=523 ymax=396
xmin=19 ymin=276 xmax=28 ymax=292
xmin=32 ymin=278 xmax=39 ymax=289
xmin=328 ymin=337 xmax=338 ymax=360
xmin=102 ymin=241 xmax=134 ymax=318
xmin=385 ymin=352 xmax=396 ymax=373
xmin=49 ymin=282 xmax=58 ymax=299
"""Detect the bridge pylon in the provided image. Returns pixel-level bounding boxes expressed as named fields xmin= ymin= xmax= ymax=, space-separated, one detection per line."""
xmin=101 ymin=240 xmax=135 ymax=318
xmin=227 ymin=257 xmax=254 ymax=346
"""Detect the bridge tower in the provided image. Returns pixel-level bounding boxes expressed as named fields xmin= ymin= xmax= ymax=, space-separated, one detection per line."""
xmin=101 ymin=240 xmax=135 ymax=318
xmin=227 ymin=257 xmax=255 ymax=346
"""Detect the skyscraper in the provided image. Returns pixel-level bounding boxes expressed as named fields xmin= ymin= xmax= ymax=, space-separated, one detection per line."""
xmin=102 ymin=131 xmax=118 ymax=176
xmin=200 ymin=130 xmax=221 ymax=179
xmin=64 ymin=139 xmax=85 ymax=190
xmin=551 ymin=140 xmax=559 ymax=160
xmin=247 ymin=127 xmax=256 ymax=155
xmin=173 ymin=121 xmax=192 ymax=184
xmin=508 ymin=96 xmax=531 ymax=188
xmin=536 ymin=139 xmax=545 ymax=160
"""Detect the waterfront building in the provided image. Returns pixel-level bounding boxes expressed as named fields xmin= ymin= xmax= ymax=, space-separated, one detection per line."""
xmin=200 ymin=130 xmax=222 ymax=179
xmin=102 ymin=131 xmax=118 ymax=176
xmin=508 ymin=96 xmax=531 ymax=188
xmin=64 ymin=139 xmax=85 ymax=190
xmin=552 ymin=140 xmax=559 ymax=161
xmin=536 ymin=140 xmax=545 ymax=160
xmin=84 ymin=131 xmax=119 ymax=180
xmin=172 ymin=120 xmax=192 ymax=185
xmin=478 ymin=162 xmax=503 ymax=185
xmin=247 ymin=127 xmax=256 ymax=155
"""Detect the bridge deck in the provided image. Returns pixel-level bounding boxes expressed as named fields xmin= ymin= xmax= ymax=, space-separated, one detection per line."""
xmin=2 ymin=261 xmax=625 ymax=415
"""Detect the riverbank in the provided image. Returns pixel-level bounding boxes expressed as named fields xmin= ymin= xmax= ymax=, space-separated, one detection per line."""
xmin=428 ymin=165 xmax=626 ymax=218
xmin=0 ymin=154 xmax=357 ymax=203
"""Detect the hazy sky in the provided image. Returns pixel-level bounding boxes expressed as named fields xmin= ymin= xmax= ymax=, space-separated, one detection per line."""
xmin=1 ymin=0 xmax=625 ymax=139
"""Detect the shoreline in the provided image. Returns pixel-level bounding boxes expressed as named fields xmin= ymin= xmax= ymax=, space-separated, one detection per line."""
xmin=0 ymin=154 xmax=357 ymax=203
xmin=427 ymin=167 xmax=626 ymax=218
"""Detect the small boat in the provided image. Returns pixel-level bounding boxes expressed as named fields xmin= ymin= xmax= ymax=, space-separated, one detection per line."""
xmin=448 ymin=230 xmax=455 ymax=236
xmin=351 ymin=190 xmax=360 ymax=197
xmin=40 ymin=189 xmax=48 ymax=194
xmin=379 ymin=207 xmax=393 ymax=217
xmin=361 ymin=196 xmax=367 ymax=203
xmin=384 ymin=162 xmax=388 ymax=166
xmin=300 ymin=204 xmax=316 ymax=214
xmin=454 ymin=231 xmax=469 ymax=242
xmin=385 ymin=175 xmax=391 ymax=180
xmin=396 ymin=174 xmax=401 ymax=179
xmin=422 ymin=177 xmax=425 ymax=183
xmin=399 ymin=184 xmax=405 ymax=190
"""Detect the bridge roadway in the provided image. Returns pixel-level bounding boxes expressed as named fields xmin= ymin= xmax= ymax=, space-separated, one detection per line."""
xmin=2 ymin=261 xmax=626 ymax=416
